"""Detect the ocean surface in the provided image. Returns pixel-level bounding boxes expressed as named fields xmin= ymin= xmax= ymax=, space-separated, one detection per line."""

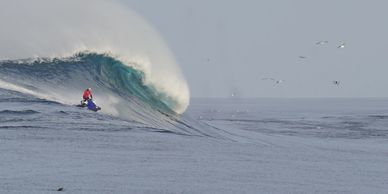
xmin=3 ymin=1 xmax=387 ymax=193
xmin=1 ymin=88 xmax=387 ymax=193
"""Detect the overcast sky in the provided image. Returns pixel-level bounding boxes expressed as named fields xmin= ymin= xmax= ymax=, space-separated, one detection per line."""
xmin=122 ymin=0 xmax=387 ymax=98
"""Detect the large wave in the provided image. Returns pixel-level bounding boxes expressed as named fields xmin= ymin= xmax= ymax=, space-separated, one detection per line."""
xmin=0 ymin=0 xmax=189 ymax=114
xmin=0 ymin=53 xmax=187 ymax=131
xmin=0 ymin=53 xmax=227 ymax=137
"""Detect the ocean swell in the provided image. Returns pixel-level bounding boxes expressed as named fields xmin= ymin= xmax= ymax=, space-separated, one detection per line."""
xmin=0 ymin=53 xmax=185 ymax=119
xmin=0 ymin=0 xmax=190 ymax=114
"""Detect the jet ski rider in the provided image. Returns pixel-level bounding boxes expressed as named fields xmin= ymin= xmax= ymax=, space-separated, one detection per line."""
xmin=83 ymin=88 xmax=93 ymax=103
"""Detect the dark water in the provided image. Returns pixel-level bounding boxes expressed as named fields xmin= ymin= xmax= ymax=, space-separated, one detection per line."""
xmin=1 ymin=90 xmax=388 ymax=194
xmin=187 ymin=98 xmax=388 ymax=139
xmin=1 ymin=87 xmax=388 ymax=140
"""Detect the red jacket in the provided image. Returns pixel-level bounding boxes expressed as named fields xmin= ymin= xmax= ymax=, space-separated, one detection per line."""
xmin=83 ymin=89 xmax=92 ymax=100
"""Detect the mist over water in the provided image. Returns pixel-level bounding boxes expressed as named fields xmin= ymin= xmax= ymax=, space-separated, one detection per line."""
xmin=0 ymin=0 xmax=189 ymax=113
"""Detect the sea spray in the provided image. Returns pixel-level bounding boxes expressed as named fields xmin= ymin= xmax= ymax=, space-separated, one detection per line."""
xmin=0 ymin=0 xmax=189 ymax=114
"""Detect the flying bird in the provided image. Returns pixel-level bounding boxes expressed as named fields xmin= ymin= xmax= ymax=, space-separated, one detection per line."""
xmin=262 ymin=78 xmax=285 ymax=84
xmin=299 ymin=56 xmax=307 ymax=59
xmin=316 ymin=40 xmax=329 ymax=45
xmin=337 ymin=43 xmax=346 ymax=48
xmin=332 ymin=80 xmax=340 ymax=85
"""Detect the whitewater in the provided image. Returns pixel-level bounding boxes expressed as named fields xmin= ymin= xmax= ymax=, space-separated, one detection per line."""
xmin=0 ymin=0 xmax=190 ymax=114
xmin=1 ymin=0 xmax=388 ymax=194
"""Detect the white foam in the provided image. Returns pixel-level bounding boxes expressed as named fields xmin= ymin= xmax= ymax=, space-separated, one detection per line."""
xmin=0 ymin=0 xmax=189 ymax=113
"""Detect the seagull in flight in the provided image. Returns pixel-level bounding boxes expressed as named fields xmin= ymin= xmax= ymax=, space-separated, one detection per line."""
xmin=337 ymin=43 xmax=346 ymax=48
xmin=262 ymin=78 xmax=285 ymax=84
xmin=316 ymin=40 xmax=329 ymax=45
xmin=299 ymin=56 xmax=307 ymax=59
xmin=332 ymin=80 xmax=340 ymax=85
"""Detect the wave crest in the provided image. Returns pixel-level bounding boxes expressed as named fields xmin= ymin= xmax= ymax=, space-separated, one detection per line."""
xmin=0 ymin=0 xmax=190 ymax=114
xmin=0 ymin=52 xmax=186 ymax=126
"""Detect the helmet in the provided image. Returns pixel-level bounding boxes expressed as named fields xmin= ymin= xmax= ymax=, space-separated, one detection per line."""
xmin=87 ymin=88 xmax=92 ymax=91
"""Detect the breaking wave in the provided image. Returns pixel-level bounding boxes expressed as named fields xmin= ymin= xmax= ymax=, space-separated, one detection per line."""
xmin=0 ymin=53 xmax=187 ymax=125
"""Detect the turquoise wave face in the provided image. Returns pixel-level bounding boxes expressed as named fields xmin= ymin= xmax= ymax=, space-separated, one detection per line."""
xmin=75 ymin=52 xmax=176 ymax=114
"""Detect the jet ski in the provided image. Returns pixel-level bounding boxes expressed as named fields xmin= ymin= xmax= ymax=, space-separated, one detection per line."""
xmin=77 ymin=99 xmax=101 ymax=112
